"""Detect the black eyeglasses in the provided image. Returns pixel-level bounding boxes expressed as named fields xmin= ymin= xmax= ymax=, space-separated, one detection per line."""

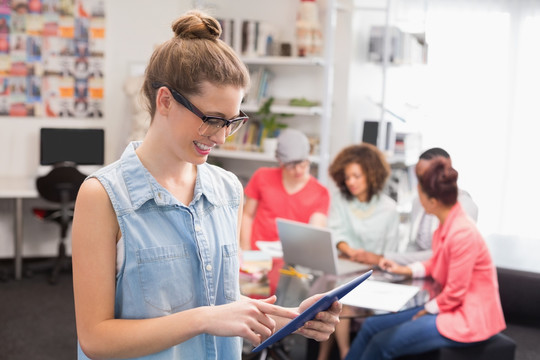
xmin=283 ymin=159 xmax=310 ymax=170
xmin=152 ymin=83 xmax=248 ymax=137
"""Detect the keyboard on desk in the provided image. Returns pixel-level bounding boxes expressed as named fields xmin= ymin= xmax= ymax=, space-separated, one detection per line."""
xmin=336 ymin=258 xmax=372 ymax=276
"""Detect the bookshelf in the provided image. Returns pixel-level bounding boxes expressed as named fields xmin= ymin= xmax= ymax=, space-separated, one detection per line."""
xmin=241 ymin=102 xmax=323 ymax=116
xmin=211 ymin=148 xmax=320 ymax=164
xmin=242 ymin=56 xmax=325 ymax=66
xmin=208 ymin=0 xmax=339 ymax=186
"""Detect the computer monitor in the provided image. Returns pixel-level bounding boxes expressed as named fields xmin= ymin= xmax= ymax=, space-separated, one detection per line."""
xmin=40 ymin=128 xmax=105 ymax=166
xmin=362 ymin=120 xmax=393 ymax=151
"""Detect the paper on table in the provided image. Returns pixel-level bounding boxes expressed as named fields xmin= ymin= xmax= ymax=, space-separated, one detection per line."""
xmin=340 ymin=279 xmax=421 ymax=312
xmin=256 ymin=241 xmax=283 ymax=258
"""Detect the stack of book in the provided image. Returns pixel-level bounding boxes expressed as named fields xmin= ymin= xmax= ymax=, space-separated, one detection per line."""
xmin=217 ymin=18 xmax=277 ymax=57
xmin=219 ymin=120 xmax=267 ymax=153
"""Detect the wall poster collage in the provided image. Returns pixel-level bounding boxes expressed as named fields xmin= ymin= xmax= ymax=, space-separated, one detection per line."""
xmin=0 ymin=0 xmax=105 ymax=118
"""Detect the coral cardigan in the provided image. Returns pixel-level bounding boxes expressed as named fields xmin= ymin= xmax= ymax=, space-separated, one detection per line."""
xmin=422 ymin=203 xmax=506 ymax=342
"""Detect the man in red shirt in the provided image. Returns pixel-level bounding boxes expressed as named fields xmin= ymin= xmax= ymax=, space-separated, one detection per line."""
xmin=241 ymin=129 xmax=330 ymax=251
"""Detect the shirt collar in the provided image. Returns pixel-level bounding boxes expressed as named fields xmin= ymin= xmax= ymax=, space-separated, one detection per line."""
xmin=195 ymin=163 xmax=222 ymax=206
xmin=438 ymin=202 xmax=463 ymax=239
xmin=119 ymin=141 xmax=220 ymax=209
xmin=350 ymin=193 xmax=380 ymax=208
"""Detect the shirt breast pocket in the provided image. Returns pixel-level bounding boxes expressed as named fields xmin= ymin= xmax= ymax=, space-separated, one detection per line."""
xmin=137 ymin=244 xmax=194 ymax=312
xmin=222 ymin=243 xmax=239 ymax=301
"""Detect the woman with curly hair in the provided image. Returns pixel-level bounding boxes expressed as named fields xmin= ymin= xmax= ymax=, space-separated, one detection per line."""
xmin=318 ymin=143 xmax=399 ymax=360
xmin=328 ymin=143 xmax=399 ymax=265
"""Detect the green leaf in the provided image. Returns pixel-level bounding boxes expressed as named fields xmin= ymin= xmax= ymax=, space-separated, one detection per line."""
xmin=256 ymin=97 xmax=290 ymax=137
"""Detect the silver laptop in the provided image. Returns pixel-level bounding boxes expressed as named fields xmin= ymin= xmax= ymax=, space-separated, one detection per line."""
xmin=276 ymin=218 xmax=372 ymax=276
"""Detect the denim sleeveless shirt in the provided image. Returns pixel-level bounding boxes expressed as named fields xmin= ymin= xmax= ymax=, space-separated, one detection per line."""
xmin=77 ymin=142 xmax=243 ymax=359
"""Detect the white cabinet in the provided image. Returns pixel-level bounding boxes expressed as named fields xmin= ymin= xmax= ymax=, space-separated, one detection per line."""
xmin=208 ymin=0 xmax=339 ymax=186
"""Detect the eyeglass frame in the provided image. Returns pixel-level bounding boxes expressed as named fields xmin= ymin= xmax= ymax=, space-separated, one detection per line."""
xmin=283 ymin=159 xmax=310 ymax=170
xmin=152 ymin=82 xmax=249 ymax=137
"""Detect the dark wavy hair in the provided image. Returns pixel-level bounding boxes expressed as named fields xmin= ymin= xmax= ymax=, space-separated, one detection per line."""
xmin=329 ymin=143 xmax=390 ymax=201
xmin=418 ymin=157 xmax=458 ymax=206
xmin=419 ymin=147 xmax=450 ymax=160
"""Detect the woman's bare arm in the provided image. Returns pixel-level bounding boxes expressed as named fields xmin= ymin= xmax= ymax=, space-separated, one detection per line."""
xmin=72 ymin=179 xmax=295 ymax=358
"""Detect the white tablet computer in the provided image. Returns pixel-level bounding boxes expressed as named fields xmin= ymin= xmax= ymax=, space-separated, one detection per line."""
xmin=252 ymin=270 xmax=373 ymax=353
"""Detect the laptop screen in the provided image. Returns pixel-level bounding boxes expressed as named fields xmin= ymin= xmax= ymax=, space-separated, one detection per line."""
xmin=277 ymin=218 xmax=342 ymax=274
xmin=277 ymin=218 xmax=372 ymax=275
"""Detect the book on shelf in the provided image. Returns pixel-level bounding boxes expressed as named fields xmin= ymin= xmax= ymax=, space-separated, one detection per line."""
xmin=244 ymin=67 xmax=272 ymax=106
xmin=218 ymin=17 xmax=277 ymax=57
xmin=219 ymin=120 xmax=264 ymax=153
xmin=217 ymin=18 xmax=235 ymax=50
xmin=241 ymin=20 xmax=277 ymax=57
xmin=257 ymin=69 xmax=270 ymax=104
xmin=218 ymin=120 xmax=321 ymax=162
xmin=244 ymin=120 xmax=259 ymax=151
xmin=241 ymin=20 xmax=258 ymax=57
xmin=257 ymin=22 xmax=277 ymax=57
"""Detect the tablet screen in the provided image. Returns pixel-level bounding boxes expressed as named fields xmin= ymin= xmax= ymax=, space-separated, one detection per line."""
xmin=252 ymin=270 xmax=373 ymax=353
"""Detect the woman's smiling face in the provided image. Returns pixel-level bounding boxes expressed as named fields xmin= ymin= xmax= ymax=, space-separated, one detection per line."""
xmin=165 ymin=82 xmax=245 ymax=165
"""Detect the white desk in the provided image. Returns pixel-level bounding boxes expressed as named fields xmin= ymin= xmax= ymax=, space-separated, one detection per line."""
xmin=0 ymin=177 xmax=39 ymax=280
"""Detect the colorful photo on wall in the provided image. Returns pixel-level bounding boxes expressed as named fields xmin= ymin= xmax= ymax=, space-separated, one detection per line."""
xmin=0 ymin=0 xmax=104 ymax=118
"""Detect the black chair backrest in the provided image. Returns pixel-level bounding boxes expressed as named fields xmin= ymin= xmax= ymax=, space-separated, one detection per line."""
xmin=36 ymin=166 xmax=87 ymax=204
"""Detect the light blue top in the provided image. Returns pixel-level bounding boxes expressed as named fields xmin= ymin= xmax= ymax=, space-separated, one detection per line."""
xmin=77 ymin=142 xmax=243 ymax=359
xmin=328 ymin=191 xmax=400 ymax=254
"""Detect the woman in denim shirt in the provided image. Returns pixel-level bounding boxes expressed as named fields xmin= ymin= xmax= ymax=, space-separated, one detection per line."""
xmin=72 ymin=10 xmax=341 ymax=360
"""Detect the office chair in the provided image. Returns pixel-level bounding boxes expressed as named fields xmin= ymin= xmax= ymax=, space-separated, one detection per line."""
xmin=31 ymin=163 xmax=86 ymax=284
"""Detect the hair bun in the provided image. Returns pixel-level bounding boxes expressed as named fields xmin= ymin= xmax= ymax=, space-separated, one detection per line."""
xmin=171 ymin=10 xmax=222 ymax=40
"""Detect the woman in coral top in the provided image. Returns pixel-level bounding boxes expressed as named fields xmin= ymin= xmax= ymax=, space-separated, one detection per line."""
xmin=344 ymin=157 xmax=505 ymax=360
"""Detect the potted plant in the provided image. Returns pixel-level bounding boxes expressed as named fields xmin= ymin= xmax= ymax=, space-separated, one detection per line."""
xmin=257 ymin=97 xmax=290 ymax=154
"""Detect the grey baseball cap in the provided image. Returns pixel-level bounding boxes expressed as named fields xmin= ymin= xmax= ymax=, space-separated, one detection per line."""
xmin=275 ymin=128 xmax=310 ymax=163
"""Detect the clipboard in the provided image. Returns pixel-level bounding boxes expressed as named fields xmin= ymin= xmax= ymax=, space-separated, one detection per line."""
xmin=252 ymin=269 xmax=373 ymax=353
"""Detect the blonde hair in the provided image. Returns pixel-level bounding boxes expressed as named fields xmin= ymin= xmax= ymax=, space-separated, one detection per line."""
xmin=142 ymin=10 xmax=250 ymax=118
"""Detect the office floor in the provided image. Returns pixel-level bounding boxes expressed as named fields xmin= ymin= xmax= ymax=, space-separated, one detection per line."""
xmin=0 ymin=260 xmax=539 ymax=360
xmin=0 ymin=260 xmax=76 ymax=360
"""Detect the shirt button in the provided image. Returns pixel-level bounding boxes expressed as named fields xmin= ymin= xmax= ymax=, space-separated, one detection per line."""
xmin=206 ymin=264 xmax=212 ymax=271
xmin=195 ymin=226 xmax=202 ymax=232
